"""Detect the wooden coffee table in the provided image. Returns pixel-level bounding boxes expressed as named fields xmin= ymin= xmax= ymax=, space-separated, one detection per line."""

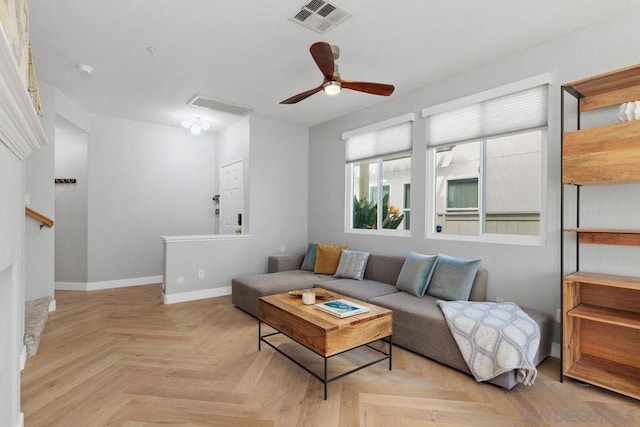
xmin=258 ymin=289 xmax=393 ymax=399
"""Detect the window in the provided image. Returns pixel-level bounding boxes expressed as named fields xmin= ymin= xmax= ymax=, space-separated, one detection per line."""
xmin=424 ymin=77 xmax=549 ymax=244
xmin=447 ymin=178 xmax=478 ymax=210
xmin=343 ymin=114 xmax=414 ymax=234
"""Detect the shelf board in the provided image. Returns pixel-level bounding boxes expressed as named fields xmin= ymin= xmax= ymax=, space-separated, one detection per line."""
xmin=564 ymin=64 xmax=640 ymax=98
xmin=563 ymin=228 xmax=640 ymax=246
xmin=564 ymin=355 xmax=640 ymax=400
xmin=562 ymin=120 xmax=640 ymax=185
xmin=568 ymin=304 xmax=640 ymax=330
xmin=564 ymin=271 xmax=640 ymax=290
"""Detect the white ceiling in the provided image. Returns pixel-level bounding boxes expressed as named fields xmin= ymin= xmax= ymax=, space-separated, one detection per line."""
xmin=30 ymin=0 xmax=640 ymax=134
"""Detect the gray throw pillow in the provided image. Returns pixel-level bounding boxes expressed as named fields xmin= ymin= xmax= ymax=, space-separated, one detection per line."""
xmin=426 ymin=253 xmax=481 ymax=301
xmin=301 ymin=243 xmax=317 ymax=271
xmin=395 ymin=252 xmax=438 ymax=297
xmin=334 ymin=250 xmax=370 ymax=280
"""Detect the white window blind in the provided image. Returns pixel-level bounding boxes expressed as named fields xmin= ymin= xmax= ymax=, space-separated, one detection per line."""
xmin=427 ymin=85 xmax=548 ymax=147
xmin=345 ymin=120 xmax=413 ymax=162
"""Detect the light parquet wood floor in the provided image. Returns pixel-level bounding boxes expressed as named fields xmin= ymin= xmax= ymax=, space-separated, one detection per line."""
xmin=22 ymin=284 xmax=639 ymax=426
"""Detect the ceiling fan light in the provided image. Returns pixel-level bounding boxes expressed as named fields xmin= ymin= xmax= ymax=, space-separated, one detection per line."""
xmin=190 ymin=125 xmax=202 ymax=135
xmin=323 ymin=81 xmax=341 ymax=96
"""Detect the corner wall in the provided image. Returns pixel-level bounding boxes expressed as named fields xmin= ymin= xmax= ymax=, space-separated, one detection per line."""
xmin=85 ymin=115 xmax=217 ymax=284
xmin=163 ymin=116 xmax=309 ymax=302
xmin=24 ymin=83 xmax=55 ymax=302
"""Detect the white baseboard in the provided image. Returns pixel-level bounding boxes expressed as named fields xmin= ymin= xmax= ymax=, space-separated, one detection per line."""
xmin=55 ymin=275 xmax=163 ymax=291
xmin=163 ymin=286 xmax=231 ymax=304
xmin=20 ymin=345 xmax=26 ymax=371
xmin=48 ymin=299 xmax=56 ymax=312
xmin=55 ymin=281 xmax=86 ymax=291
xmin=551 ymin=342 xmax=561 ymax=359
xmin=17 ymin=412 xmax=24 ymax=427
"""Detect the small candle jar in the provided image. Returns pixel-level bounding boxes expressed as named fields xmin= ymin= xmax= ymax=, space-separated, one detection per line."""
xmin=302 ymin=291 xmax=316 ymax=305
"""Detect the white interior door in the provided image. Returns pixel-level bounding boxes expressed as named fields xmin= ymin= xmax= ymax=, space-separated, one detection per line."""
xmin=219 ymin=159 xmax=244 ymax=234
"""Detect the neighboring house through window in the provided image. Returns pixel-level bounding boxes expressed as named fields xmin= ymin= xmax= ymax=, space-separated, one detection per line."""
xmin=423 ymin=75 xmax=550 ymax=245
xmin=343 ymin=113 xmax=414 ymax=234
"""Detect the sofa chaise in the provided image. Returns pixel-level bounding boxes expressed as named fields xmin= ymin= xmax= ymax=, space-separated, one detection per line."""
xmin=231 ymin=252 xmax=553 ymax=390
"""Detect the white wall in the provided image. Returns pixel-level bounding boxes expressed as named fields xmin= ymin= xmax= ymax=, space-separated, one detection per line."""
xmin=23 ymin=83 xmax=56 ymax=301
xmin=163 ymin=116 xmax=309 ymax=301
xmin=55 ymin=129 xmax=88 ymax=283
xmin=25 ymin=85 xmax=91 ymax=296
xmin=86 ymin=115 xmax=217 ymax=283
xmin=307 ymin=9 xmax=640 ymax=343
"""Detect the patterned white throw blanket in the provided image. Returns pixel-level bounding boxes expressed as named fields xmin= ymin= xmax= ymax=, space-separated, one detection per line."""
xmin=437 ymin=301 xmax=540 ymax=385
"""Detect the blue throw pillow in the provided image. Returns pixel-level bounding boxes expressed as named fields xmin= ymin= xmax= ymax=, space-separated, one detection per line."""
xmin=301 ymin=243 xmax=317 ymax=271
xmin=426 ymin=253 xmax=480 ymax=301
xmin=395 ymin=252 xmax=438 ymax=297
xmin=334 ymin=250 xmax=370 ymax=280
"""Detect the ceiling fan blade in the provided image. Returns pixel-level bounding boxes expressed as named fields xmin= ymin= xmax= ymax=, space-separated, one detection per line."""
xmin=279 ymin=84 xmax=324 ymax=104
xmin=310 ymin=41 xmax=336 ymax=80
xmin=341 ymin=80 xmax=395 ymax=96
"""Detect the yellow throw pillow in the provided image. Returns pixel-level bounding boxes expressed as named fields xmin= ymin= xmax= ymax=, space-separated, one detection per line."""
xmin=314 ymin=243 xmax=349 ymax=275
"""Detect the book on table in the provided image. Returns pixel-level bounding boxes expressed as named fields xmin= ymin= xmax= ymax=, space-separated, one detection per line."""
xmin=315 ymin=299 xmax=370 ymax=318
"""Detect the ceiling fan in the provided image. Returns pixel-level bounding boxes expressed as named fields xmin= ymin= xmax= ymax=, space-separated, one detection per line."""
xmin=280 ymin=41 xmax=395 ymax=104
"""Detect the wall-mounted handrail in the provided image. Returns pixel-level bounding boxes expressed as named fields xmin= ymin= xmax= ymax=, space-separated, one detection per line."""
xmin=25 ymin=207 xmax=54 ymax=229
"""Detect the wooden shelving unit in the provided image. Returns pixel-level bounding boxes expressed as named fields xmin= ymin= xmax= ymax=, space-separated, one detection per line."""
xmin=561 ymin=64 xmax=640 ymax=400
xmin=563 ymin=273 xmax=640 ymax=399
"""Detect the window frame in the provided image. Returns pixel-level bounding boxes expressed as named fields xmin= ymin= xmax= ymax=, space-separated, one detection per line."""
xmin=342 ymin=113 xmax=414 ymax=237
xmin=345 ymin=153 xmax=412 ymax=236
xmin=423 ymin=74 xmax=550 ymax=246
xmin=446 ymin=176 xmax=479 ymax=211
xmin=427 ymin=129 xmax=547 ymax=246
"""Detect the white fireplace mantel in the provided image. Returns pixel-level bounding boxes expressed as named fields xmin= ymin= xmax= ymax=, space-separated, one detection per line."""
xmin=0 ymin=25 xmax=47 ymax=161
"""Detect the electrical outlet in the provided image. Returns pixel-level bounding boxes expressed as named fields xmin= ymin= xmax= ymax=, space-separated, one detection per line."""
xmin=198 ymin=269 xmax=204 ymax=279
xmin=556 ymin=308 xmax=562 ymax=323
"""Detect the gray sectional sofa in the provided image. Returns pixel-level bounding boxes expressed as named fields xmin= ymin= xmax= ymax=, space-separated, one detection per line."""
xmin=231 ymin=252 xmax=553 ymax=390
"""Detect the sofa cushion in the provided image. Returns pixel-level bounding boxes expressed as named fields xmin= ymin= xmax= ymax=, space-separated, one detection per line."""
xmin=395 ymin=252 xmax=438 ymax=297
xmin=468 ymin=267 xmax=488 ymax=302
xmin=368 ymin=292 xmax=472 ymax=374
xmin=301 ymin=243 xmax=317 ymax=271
xmin=314 ymin=243 xmax=349 ymax=274
xmin=334 ymin=250 xmax=370 ymax=280
xmin=317 ymin=278 xmax=399 ymax=302
xmin=231 ymin=270 xmax=335 ymax=317
xmin=363 ymin=255 xmax=406 ymax=285
xmin=426 ymin=253 xmax=481 ymax=301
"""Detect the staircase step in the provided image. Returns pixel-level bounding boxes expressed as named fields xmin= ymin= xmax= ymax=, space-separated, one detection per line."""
xmin=24 ymin=296 xmax=52 ymax=358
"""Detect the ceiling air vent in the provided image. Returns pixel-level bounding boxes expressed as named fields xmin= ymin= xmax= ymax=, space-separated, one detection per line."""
xmin=290 ymin=1 xmax=351 ymax=34
xmin=187 ymin=95 xmax=253 ymax=116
